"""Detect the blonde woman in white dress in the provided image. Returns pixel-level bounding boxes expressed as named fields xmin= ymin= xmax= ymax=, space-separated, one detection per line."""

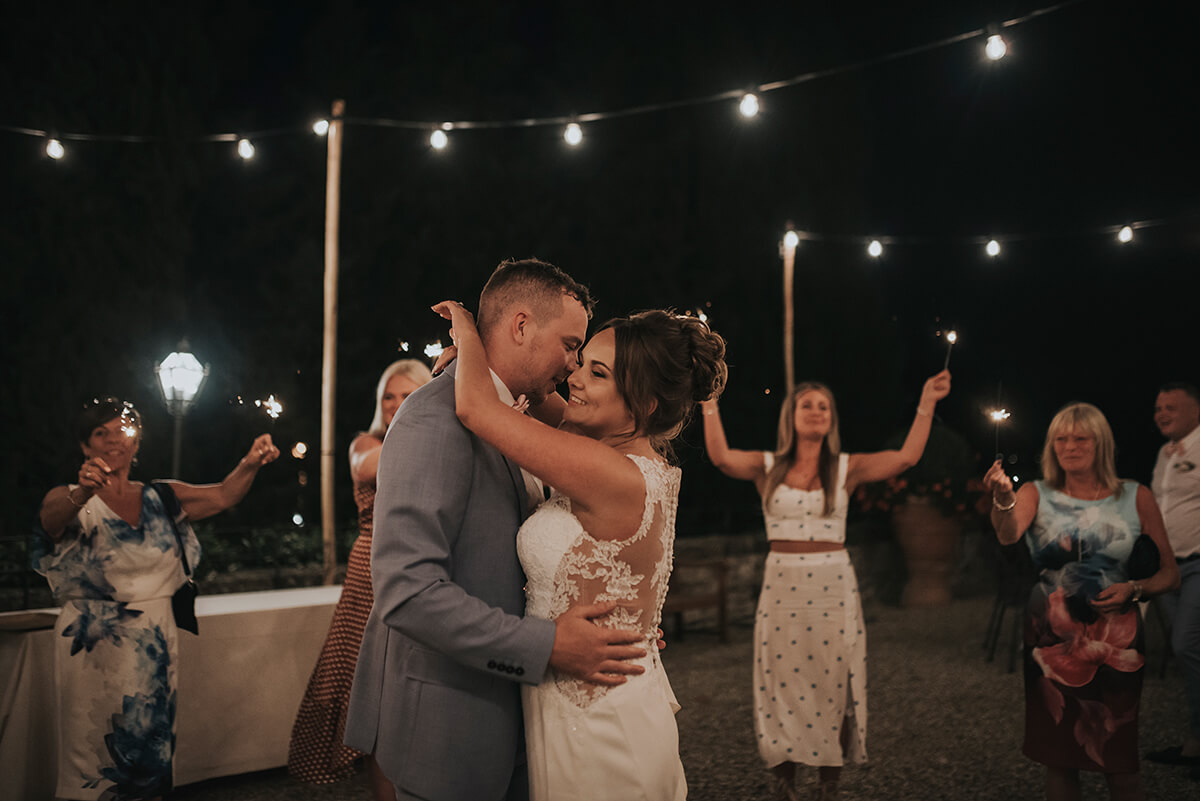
xmin=434 ymin=300 xmax=726 ymax=801
xmin=701 ymin=372 xmax=949 ymax=801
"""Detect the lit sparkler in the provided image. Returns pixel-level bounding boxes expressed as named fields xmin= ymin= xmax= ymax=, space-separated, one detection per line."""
xmin=255 ymin=395 xmax=283 ymax=420
xmin=988 ymin=408 xmax=1011 ymax=458
xmin=942 ymin=330 xmax=958 ymax=371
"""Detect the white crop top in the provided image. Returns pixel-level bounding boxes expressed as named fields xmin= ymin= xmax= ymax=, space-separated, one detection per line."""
xmin=761 ymin=452 xmax=850 ymax=543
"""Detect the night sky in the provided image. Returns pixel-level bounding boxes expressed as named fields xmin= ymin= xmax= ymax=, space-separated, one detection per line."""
xmin=3 ymin=0 xmax=1198 ymax=543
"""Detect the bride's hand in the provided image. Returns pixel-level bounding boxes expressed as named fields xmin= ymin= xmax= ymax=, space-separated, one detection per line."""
xmin=431 ymin=300 xmax=476 ymax=332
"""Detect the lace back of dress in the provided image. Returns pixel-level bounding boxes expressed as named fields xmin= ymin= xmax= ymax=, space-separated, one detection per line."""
xmin=549 ymin=455 xmax=680 ymax=710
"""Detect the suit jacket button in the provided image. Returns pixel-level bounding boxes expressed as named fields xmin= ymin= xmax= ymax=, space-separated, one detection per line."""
xmin=516 ymin=667 xmax=525 ymax=676
xmin=487 ymin=660 xmax=497 ymax=670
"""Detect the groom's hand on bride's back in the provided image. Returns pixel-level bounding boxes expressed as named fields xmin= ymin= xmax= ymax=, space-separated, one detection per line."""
xmin=549 ymin=602 xmax=647 ymax=686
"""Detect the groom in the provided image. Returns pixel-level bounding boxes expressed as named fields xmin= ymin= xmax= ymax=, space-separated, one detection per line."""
xmin=344 ymin=259 xmax=647 ymax=801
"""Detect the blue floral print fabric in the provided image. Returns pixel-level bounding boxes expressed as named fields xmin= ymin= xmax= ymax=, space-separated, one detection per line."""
xmin=32 ymin=485 xmax=199 ymax=800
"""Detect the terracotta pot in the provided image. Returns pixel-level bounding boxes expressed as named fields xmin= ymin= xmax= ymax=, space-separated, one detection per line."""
xmin=891 ymin=496 xmax=962 ymax=607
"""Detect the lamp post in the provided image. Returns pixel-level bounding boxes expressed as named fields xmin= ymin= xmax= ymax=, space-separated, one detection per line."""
xmin=156 ymin=341 xmax=209 ymax=478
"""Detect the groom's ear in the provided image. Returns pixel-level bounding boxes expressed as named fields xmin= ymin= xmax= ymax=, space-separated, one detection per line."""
xmin=511 ymin=310 xmax=532 ymax=344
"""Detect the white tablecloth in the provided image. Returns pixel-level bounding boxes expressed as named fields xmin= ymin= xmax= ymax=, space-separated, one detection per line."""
xmin=0 ymin=585 xmax=341 ymax=801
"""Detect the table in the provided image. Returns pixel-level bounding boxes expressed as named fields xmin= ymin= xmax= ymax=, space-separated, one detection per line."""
xmin=0 ymin=585 xmax=341 ymax=801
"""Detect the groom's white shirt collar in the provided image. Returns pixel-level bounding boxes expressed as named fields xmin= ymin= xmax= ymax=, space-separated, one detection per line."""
xmin=490 ymin=369 xmax=517 ymax=407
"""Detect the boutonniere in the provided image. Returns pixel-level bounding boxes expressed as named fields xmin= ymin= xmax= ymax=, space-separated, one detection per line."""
xmin=1174 ymin=460 xmax=1196 ymax=472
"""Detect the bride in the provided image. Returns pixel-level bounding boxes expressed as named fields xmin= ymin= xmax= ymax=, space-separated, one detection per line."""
xmin=433 ymin=300 xmax=726 ymax=801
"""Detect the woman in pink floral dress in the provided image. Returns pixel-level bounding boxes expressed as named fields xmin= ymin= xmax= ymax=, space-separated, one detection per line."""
xmin=985 ymin=402 xmax=1179 ymax=801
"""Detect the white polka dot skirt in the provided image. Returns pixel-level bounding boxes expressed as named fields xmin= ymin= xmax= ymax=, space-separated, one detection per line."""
xmin=753 ymin=550 xmax=867 ymax=768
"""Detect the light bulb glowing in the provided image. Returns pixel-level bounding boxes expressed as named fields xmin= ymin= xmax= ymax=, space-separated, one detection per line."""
xmin=985 ymin=34 xmax=1008 ymax=61
xmin=867 ymin=240 xmax=883 ymax=258
xmin=291 ymin=442 xmax=308 ymax=459
xmin=1117 ymin=225 xmax=1133 ymax=243
xmin=398 ymin=341 xmax=410 ymax=352
xmin=424 ymin=341 xmax=445 ymax=359
xmin=783 ymin=230 xmax=800 ymax=250
xmin=739 ymin=93 xmax=760 ymax=118
xmin=697 ymin=311 xmax=709 ymax=323
xmin=989 ymin=408 xmax=1011 ymax=422
xmin=946 ymin=330 xmax=958 ymax=345
xmin=313 ymin=119 xmax=329 ymax=135
xmin=292 ymin=513 xmax=304 ymax=526
xmin=46 ymin=139 xmax=65 ymax=159
xmin=430 ymin=130 xmax=448 ymax=150
xmin=563 ymin=122 xmax=583 ymax=146
xmin=237 ymin=138 xmax=255 ymax=159
xmin=986 ymin=239 xmax=1001 ymax=257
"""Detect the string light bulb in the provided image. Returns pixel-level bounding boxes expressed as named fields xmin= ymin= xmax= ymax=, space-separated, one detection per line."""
xmin=45 ymin=138 xmax=65 ymax=159
xmin=1117 ymin=225 xmax=1134 ymax=243
xmin=430 ymin=129 xmax=449 ymax=150
xmin=783 ymin=230 xmax=800 ymax=250
xmin=867 ymin=240 xmax=883 ymax=258
xmin=563 ymin=122 xmax=583 ymax=146
xmin=986 ymin=239 xmax=1001 ymax=258
xmin=237 ymin=138 xmax=255 ymax=159
xmin=739 ymin=93 xmax=760 ymax=118
xmin=985 ymin=34 xmax=1008 ymax=61
xmin=312 ymin=119 xmax=329 ymax=136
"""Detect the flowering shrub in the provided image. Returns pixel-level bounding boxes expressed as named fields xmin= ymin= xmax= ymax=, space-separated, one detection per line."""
xmin=854 ymin=474 xmax=988 ymax=518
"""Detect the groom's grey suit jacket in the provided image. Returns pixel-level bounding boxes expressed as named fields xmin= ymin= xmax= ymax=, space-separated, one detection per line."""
xmin=344 ymin=364 xmax=556 ymax=801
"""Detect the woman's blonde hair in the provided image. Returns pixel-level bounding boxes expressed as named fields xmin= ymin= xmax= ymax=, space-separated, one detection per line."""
xmin=366 ymin=359 xmax=433 ymax=437
xmin=762 ymin=382 xmax=841 ymax=517
xmin=1040 ymin=402 xmax=1121 ymax=495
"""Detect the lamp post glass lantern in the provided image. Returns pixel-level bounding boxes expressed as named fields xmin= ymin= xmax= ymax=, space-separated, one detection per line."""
xmin=156 ymin=345 xmax=209 ymax=477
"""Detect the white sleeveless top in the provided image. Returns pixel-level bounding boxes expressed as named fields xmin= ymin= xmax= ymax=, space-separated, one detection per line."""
xmin=761 ymin=451 xmax=850 ymax=543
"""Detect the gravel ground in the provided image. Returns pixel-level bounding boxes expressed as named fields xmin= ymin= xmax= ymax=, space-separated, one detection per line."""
xmin=172 ymin=596 xmax=1195 ymax=801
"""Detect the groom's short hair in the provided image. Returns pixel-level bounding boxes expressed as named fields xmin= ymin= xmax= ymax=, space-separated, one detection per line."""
xmin=477 ymin=258 xmax=594 ymax=339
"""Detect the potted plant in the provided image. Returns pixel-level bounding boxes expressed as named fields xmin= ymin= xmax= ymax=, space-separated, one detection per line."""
xmin=854 ymin=423 xmax=986 ymax=607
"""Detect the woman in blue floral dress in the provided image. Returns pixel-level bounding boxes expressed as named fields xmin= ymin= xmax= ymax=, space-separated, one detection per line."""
xmin=985 ymin=402 xmax=1179 ymax=801
xmin=34 ymin=397 xmax=279 ymax=801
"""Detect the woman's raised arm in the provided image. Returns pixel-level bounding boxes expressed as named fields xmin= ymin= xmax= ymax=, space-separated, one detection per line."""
xmin=699 ymin=399 xmax=767 ymax=482
xmin=846 ymin=370 xmax=950 ymax=492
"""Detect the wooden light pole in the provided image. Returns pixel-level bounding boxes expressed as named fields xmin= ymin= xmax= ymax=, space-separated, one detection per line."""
xmin=780 ymin=225 xmax=799 ymax=396
xmin=320 ymin=99 xmax=344 ymax=584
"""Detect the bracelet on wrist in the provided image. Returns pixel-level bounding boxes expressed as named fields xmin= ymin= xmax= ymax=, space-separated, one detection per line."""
xmin=1128 ymin=581 xmax=1143 ymax=602
xmin=992 ymin=495 xmax=1017 ymax=512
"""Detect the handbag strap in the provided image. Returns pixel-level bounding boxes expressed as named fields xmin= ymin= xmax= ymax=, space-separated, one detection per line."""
xmin=151 ymin=481 xmax=193 ymax=579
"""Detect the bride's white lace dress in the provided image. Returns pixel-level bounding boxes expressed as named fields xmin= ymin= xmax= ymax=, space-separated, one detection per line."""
xmin=517 ymin=454 xmax=687 ymax=801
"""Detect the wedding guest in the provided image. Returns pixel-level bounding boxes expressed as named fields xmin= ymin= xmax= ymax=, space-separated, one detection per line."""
xmin=288 ymin=359 xmax=432 ymax=800
xmin=34 ymin=396 xmax=278 ymax=801
xmin=701 ymin=371 xmax=950 ymax=801
xmin=984 ymin=401 xmax=1179 ymax=801
xmin=1146 ymin=383 xmax=1200 ymax=779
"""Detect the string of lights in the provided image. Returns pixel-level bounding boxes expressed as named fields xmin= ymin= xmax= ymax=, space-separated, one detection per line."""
xmin=3 ymin=1 xmax=1086 ymax=157
xmin=6 ymin=0 xmax=1169 ymax=252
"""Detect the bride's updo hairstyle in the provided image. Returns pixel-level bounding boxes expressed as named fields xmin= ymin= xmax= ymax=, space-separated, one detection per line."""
xmin=602 ymin=310 xmax=727 ymax=457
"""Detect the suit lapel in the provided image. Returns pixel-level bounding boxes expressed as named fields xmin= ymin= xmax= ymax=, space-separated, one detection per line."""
xmin=505 ymin=456 xmax=529 ymax=521
xmin=446 ymin=362 xmax=530 ymax=520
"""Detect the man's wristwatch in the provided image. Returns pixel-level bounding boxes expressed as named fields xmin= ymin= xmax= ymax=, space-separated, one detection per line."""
xmin=1128 ymin=581 xmax=1143 ymax=603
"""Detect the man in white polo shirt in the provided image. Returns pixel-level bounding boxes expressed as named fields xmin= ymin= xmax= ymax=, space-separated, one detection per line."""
xmin=1147 ymin=382 xmax=1200 ymax=779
